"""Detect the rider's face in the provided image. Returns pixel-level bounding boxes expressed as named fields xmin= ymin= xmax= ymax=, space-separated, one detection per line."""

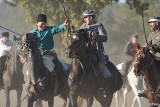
xmin=84 ymin=16 xmax=93 ymax=25
xmin=37 ymin=22 xmax=46 ymax=31
xmin=1 ymin=37 xmax=8 ymax=43
xmin=132 ymin=37 xmax=137 ymax=44
xmin=149 ymin=22 xmax=159 ymax=32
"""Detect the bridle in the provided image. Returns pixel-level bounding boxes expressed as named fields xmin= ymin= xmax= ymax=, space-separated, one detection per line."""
xmin=67 ymin=33 xmax=90 ymax=59
xmin=134 ymin=49 xmax=154 ymax=75
xmin=136 ymin=49 xmax=160 ymax=105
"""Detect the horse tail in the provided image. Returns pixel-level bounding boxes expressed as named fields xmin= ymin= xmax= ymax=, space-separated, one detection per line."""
xmin=115 ymin=71 xmax=123 ymax=91
xmin=107 ymin=61 xmax=123 ymax=92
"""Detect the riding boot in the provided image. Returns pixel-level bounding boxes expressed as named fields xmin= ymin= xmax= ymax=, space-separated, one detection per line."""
xmin=52 ymin=58 xmax=67 ymax=89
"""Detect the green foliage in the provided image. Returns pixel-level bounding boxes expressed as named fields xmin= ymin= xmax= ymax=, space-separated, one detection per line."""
xmin=2 ymin=0 xmax=160 ymax=63
xmin=3 ymin=0 xmax=119 ymax=59
xmin=0 ymin=3 xmax=30 ymax=34
xmin=126 ymin=0 xmax=158 ymax=15
xmin=4 ymin=0 xmax=118 ymax=26
xmin=99 ymin=2 xmax=160 ymax=64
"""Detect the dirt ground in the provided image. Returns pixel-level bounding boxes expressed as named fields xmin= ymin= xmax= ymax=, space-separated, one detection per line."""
xmin=0 ymin=86 xmax=150 ymax=107
xmin=0 ymin=64 xmax=150 ymax=107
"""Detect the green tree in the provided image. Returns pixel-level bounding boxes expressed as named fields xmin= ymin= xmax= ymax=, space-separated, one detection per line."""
xmin=126 ymin=0 xmax=159 ymax=15
xmin=4 ymin=0 xmax=118 ymax=27
xmin=99 ymin=1 xmax=160 ymax=64
xmin=3 ymin=0 xmax=119 ymax=59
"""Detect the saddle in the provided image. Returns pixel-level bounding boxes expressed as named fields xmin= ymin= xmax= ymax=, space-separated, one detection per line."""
xmin=41 ymin=49 xmax=57 ymax=59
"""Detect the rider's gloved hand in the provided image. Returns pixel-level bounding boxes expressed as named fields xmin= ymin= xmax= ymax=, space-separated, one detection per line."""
xmin=151 ymin=45 xmax=158 ymax=53
xmin=64 ymin=19 xmax=70 ymax=27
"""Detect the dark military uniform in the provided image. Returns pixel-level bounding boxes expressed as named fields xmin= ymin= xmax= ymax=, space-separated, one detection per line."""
xmin=122 ymin=41 xmax=141 ymax=76
xmin=138 ymin=16 xmax=160 ymax=98
xmin=148 ymin=28 xmax=160 ymax=58
xmin=80 ymin=21 xmax=112 ymax=78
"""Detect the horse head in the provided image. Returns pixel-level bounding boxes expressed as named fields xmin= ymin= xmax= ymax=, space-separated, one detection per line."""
xmin=21 ymin=33 xmax=38 ymax=50
xmin=13 ymin=33 xmax=38 ymax=57
xmin=133 ymin=46 xmax=153 ymax=76
xmin=66 ymin=29 xmax=89 ymax=58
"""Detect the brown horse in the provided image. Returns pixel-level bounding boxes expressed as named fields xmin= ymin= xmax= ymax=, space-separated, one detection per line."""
xmin=66 ymin=29 xmax=123 ymax=107
xmin=134 ymin=45 xmax=160 ymax=107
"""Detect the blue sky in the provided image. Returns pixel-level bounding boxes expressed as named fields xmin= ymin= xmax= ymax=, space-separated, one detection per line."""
xmin=119 ymin=0 xmax=125 ymax=3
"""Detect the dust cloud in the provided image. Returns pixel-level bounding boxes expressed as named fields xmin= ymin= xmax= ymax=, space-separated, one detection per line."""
xmin=0 ymin=84 xmax=149 ymax=107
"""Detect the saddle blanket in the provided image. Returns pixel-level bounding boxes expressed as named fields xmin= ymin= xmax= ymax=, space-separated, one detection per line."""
xmin=43 ymin=57 xmax=68 ymax=73
xmin=26 ymin=57 xmax=69 ymax=76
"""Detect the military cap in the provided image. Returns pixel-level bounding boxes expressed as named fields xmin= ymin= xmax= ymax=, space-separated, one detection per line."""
xmin=37 ymin=14 xmax=47 ymax=23
xmin=148 ymin=16 xmax=160 ymax=23
xmin=2 ymin=32 xmax=9 ymax=37
xmin=83 ymin=9 xmax=95 ymax=18
xmin=131 ymin=34 xmax=138 ymax=39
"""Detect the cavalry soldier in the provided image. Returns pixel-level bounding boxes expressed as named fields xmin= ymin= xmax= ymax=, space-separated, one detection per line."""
xmin=80 ymin=9 xmax=112 ymax=96
xmin=148 ymin=16 xmax=160 ymax=56
xmin=0 ymin=32 xmax=12 ymax=88
xmin=122 ymin=34 xmax=141 ymax=81
xmin=31 ymin=14 xmax=69 ymax=84
xmin=21 ymin=14 xmax=69 ymax=86
xmin=138 ymin=16 xmax=160 ymax=98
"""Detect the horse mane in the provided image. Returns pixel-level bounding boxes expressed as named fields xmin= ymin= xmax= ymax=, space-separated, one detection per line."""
xmin=75 ymin=29 xmax=89 ymax=43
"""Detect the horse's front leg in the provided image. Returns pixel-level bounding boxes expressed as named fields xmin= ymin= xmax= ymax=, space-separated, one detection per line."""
xmin=26 ymin=95 xmax=35 ymax=107
xmin=115 ymin=90 xmax=121 ymax=107
xmin=86 ymin=96 xmax=94 ymax=107
xmin=69 ymin=90 xmax=78 ymax=107
xmin=4 ymin=86 xmax=10 ymax=107
xmin=34 ymin=99 xmax=43 ymax=107
xmin=16 ymin=85 xmax=23 ymax=107
xmin=48 ymin=97 xmax=54 ymax=107
xmin=59 ymin=92 xmax=67 ymax=107
xmin=122 ymin=86 xmax=131 ymax=107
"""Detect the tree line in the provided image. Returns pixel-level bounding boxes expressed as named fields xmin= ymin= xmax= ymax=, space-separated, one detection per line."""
xmin=1 ymin=0 xmax=160 ymax=64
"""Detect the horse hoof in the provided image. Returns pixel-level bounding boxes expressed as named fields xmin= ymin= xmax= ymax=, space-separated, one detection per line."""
xmin=138 ymin=91 xmax=147 ymax=99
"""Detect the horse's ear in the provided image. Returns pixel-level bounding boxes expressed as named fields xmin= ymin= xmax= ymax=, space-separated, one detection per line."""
xmin=79 ymin=29 xmax=88 ymax=42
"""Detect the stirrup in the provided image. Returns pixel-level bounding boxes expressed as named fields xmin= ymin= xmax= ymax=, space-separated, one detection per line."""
xmin=98 ymin=88 xmax=106 ymax=97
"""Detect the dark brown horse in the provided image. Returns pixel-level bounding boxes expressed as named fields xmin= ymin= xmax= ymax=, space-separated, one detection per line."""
xmin=66 ymin=29 xmax=123 ymax=107
xmin=17 ymin=33 xmax=69 ymax=107
xmin=0 ymin=36 xmax=24 ymax=107
xmin=134 ymin=45 xmax=160 ymax=107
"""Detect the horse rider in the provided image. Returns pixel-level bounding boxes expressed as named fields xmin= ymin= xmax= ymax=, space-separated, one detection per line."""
xmin=0 ymin=32 xmax=12 ymax=88
xmin=122 ymin=34 xmax=141 ymax=82
xmin=21 ymin=14 xmax=69 ymax=85
xmin=80 ymin=9 xmax=112 ymax=96
xmin=138 ymin=16 xmax=160 ymax=98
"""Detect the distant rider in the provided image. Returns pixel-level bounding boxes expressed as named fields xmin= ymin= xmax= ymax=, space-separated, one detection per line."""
xmin=0 ymin=32 xmax=12 ymax=88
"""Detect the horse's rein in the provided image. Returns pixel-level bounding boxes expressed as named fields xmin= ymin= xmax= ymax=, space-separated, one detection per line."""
xmin=71 ymin=39 xmax=90 ymax=59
